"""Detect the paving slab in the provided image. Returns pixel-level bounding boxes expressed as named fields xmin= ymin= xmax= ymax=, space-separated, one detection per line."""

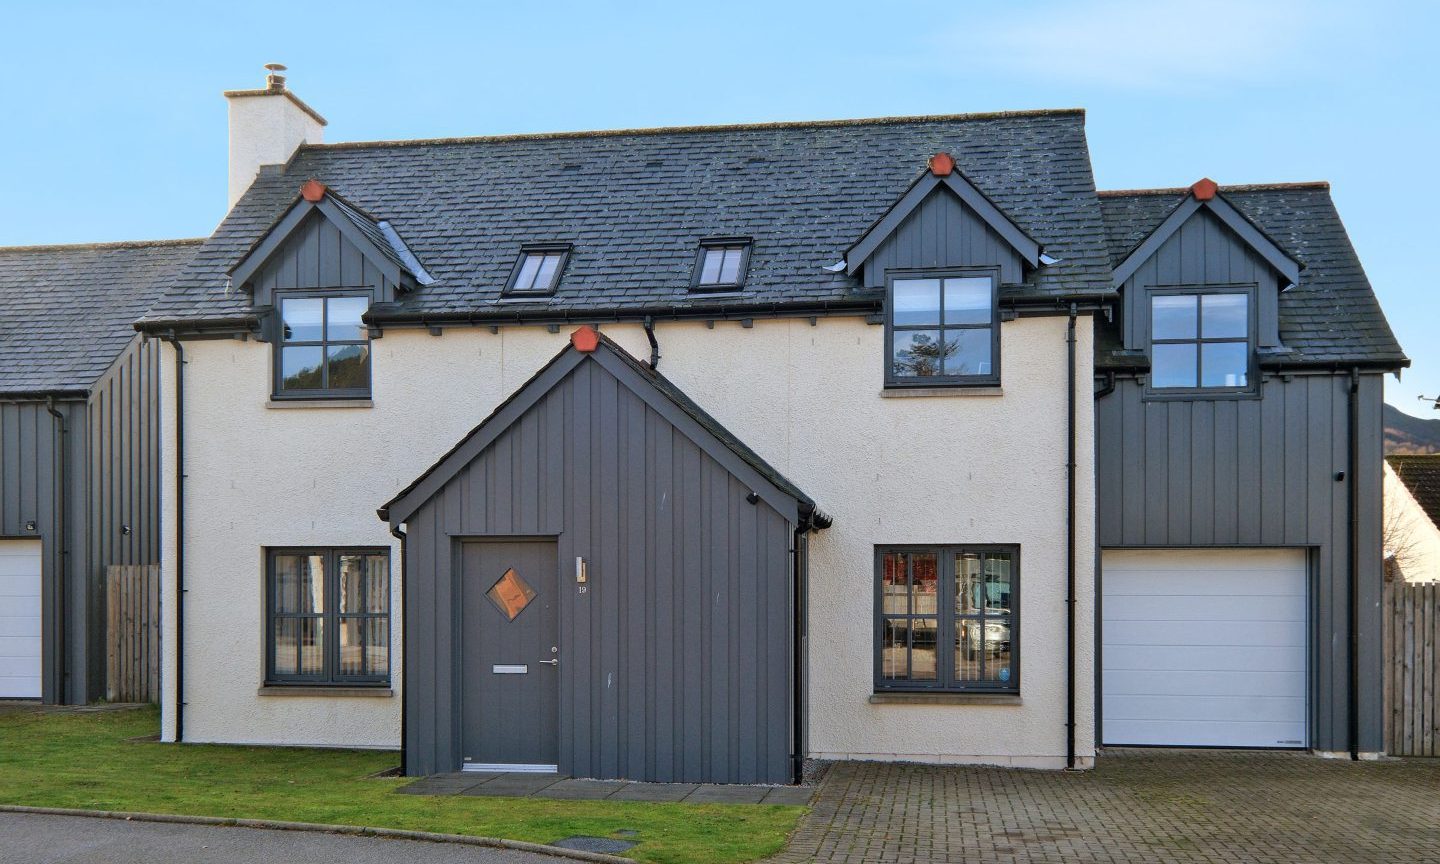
xmin=682 ymin=785 xmax=768 ymax=804
xmin=460 ymin=773 xmax=567 ymax=797
xmin=607 ymin=782 xmax=698 ymax=802
xmin=536 ymin=779 xmax=627 ymax=800
xmin=759 ymin=786 xmax=815 ymax=805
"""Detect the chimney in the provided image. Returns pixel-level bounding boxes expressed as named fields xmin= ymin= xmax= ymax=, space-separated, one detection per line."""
xmin=224 ymin=63 xmax=327 ymax=209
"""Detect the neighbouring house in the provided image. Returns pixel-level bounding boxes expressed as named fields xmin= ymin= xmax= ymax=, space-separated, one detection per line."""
xmin=1384 ymin=455 xmax=1440 ymax=582
xmin=0 ymin=238 xmax=199 ymax=702
xmin=114 ymin=69 xmax=1404 ymax=780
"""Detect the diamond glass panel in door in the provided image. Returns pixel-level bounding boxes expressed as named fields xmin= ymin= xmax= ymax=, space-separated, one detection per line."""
xmin=487 ymin=568 xmax=537 ymax=621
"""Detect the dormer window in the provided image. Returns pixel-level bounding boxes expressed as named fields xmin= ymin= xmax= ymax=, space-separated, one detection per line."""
xmin=885 ymin=271 xmax=1000 ymax=387
xmin=692 ymin=239 xmax=751 ymax=291
xmin=275 ymin=291 xmax=372 ymax=399
xmin=506 ymin=245 xmax=570 ymax=296
xmin=1149 ymin=290 xmax=1251 ymax=392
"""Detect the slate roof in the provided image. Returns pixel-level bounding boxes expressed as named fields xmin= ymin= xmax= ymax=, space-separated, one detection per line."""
xmin=1389 ymin=455 xmax=1440 ymax=531
xmin=0 ymin=239 xmax=202 ymax=394
xmin=1097 ymin=183 xmax=1406 ymax=368
xmin=139 ymin=110 xmax=1114 ymax=327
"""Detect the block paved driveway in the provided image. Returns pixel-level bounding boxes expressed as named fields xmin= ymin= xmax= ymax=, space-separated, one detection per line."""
xmin=768 ymin=749 xmax=1440 ymax=863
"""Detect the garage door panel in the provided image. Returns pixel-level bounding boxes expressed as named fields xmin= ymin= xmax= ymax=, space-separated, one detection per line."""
xmin=1104 ymin=644 xmax=1305 ymax=673
xmin=1105 ymin=594 xmax=1304 ymax=622
xmin=1104 ymin=619 xmax=1306 ymax=649
xmin=0 ymin=572 xmax=42 ymax=596
xmin=1105 ymin=694 xmax=1306 ymax=723
xmin=1105 ymin=569 xmax=1305 ymax=597
xmin=0 ymin=540 xmax=41 ymax=699
xmin=1104 ymin=718 xmax=1307 ymax=748
xmin=0 ymin=597 xmax=41 ymax=620
xmin=1105 ymin=669 xmax=1307 ymax=699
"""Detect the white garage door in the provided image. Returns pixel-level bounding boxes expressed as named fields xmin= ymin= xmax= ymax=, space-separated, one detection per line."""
xmin=0 ymin=539 xmax=43 ymax=698
xmin=1102 ymin=548 xmax=1307 ymax=748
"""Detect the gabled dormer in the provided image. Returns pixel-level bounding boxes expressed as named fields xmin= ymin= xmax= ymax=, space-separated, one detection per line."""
xmin=1109 ymin=178 xmax=1303 ymax=396
xmin=845 ymin=153 xmax=1042 ymax=389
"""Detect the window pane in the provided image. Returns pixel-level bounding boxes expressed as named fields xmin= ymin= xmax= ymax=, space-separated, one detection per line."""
xmin=1201 ymin=342 xmax=1249 ymax=388
xmin=366 ymin=618 xmax=389 ymax=676
xmin=273 ymin=555 xmax=301 ymax=613
xmin=718 ymin=247 xmax=743 ymax=283
xmin=986 ymin=620 xmax=1014 ymax=684
xmin=1152 ymin=295 xmax=1198 ymax=340
xmin=699 ymin=248 xmax=724 ymax=284
xmin=881 ymin=618 xmax=908 ymax=679
xmin=365 ymin=556 xmax=389 ymax=613
xmin=281 ymin=346 xmax=325 ymax=391
xmin=1201 ymin=293 xmax=1247 ymax=339
xmin=326 ymin=296 xmax=369 ymax=342
xmin=1151 ymin=343 xmax=1198 ymax=388
xmin=299 ymin=618 xmax=325 ymax=675
xmin=339 ymin=556 xmax=364 ymax=613
xmin=943 ymin=277 xmax=991 ymax=325
xmin=892 ymin=330 xmax=944 ymax=378
xmin=512 ymin=254 xmax=542 ymax=291
xmin=273 ymin=619 xmax=298 ymax=675
xmin=943 ymin=328 xmax=992 ymax=377
xmin=339 ymin=617 xmax=363 ymax=677
xmin=531 ymin=252 xmax=561 ymax=291
xmin=281 ymin=298 xmax=324 ymax=342
xmin=326 ymin=344 xmax=369 ymax=390
xmin=912 ymin=553 xmax=939 ymax=617
xmin=297 ymin=554 xmax=324 ymax=613
xmin=956 ymin=553 xmax=981 ymax=616
xmin=984 ymin=554 xmax=1013 ymax=614
xmin=880 ymin=553 xmax=907 ymax=615
xmin=911 ymin=619 xmax=938 ymax=680
xmin=892 ymin=279 xmax=941 ymax=326
xmin=955 ymin=621 xmax=982 ymax=683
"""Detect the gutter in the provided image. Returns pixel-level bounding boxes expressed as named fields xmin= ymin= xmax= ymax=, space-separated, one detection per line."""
xmin=157 ymin=333 xmax=187 ymax=743
xmin=390 ymin=524 xmax=409 ymax=775
xmin=44 ymin=397 xmax=68 ymax=703
xmin=1064 ymin=305 xmax=1078 ymax=769
xmin=1347 ymin=368 xmax=1361 ymax=760
xmin=364 ymin=299 xmax=881 ymax=330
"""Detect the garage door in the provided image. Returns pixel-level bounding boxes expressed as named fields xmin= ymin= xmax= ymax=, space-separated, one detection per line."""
xmin=0 ymin=540 xmax=42 ymax=698
xmin=1102 ymin=548 xmax=1307 ymax=748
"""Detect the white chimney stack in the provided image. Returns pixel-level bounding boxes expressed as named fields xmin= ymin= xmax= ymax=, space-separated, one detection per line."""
xmin=224 ymin=64 xmax=327 ymax=209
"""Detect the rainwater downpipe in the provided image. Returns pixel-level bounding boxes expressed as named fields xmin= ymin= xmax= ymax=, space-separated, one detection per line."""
xmin=1347 ymin=367 xmax=1360 ymax=760
xmin=44 ymin=397 xmax=68 ymax=701
xmin=644 ymin=316 xmax=661 ymax=369
xmin=159 ymin=333 xmax=187 ymax=743
xmin=391 ymin=523 xmax=409 ymax=775
xmin=1065 ymin=305 xmax=1078 ymax=770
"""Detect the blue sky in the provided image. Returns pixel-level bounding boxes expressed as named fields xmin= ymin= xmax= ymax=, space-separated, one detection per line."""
xmin=3 ymin=0 xmax=1436 ymax=416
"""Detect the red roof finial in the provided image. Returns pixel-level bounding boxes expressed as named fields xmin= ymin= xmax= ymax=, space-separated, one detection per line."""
xmin=571 ymin=325 xmax=600 ymax=353
xmin=1191 ymin=177 xmax=1218 ymax=201
xmin=300 ymin=179 xmax=327 ymax=203
xmin=928 ymin=152 xmax=955 ymax=177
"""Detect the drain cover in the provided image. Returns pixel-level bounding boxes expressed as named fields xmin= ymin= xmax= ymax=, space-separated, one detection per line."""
xmin=553 ymin=836 xmax=638 ymax=854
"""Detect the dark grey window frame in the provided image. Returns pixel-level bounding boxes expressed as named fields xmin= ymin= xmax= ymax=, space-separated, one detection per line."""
xmin=1144 ymin=283 xmax=1258 ymax=401
xmin=265 ymin=546 xmax=391 ymax=687
xmin=503 ymin=243 xmax=572 ymax=296
xmin=873 ymin=544 xmax=1020 ymax=694
xmin=272 ymin=289 xmax=375 ymax=401
xmin=883 ymin=268 xmax=1002 ymax=388
xmin=690 ymin=237 xmax=752 ymax=292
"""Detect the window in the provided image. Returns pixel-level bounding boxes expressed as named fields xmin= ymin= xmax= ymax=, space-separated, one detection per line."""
xmin=885 ymin=272 xmax=999 ymax=386
xmin=266 ymin=548 xmax=390 ymax=686
xmin=505 ymin=245 xmax=570 ymax=295
xmin=875 ymin=546 xmax=1017 ymax=692
xmin=1149 ymin=291 xmax=1251 ymax=392
xmin=276 ymin=292 xmax=371 ymax=398
xmin=691 ymin=239 xmax=751 ymax=290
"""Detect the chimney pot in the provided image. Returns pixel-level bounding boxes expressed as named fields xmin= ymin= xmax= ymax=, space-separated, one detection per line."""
xmin=264 ymin=62 xmax=287 ymax=92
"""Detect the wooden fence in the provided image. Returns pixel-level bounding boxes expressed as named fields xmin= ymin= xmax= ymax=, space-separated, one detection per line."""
xmin=106 ymin=564 xmax=160 ymax=704
xmin=1384 ymin=580 xmax=1440 ymax=756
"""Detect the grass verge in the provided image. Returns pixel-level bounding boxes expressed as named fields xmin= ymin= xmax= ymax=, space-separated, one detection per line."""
xmin=0 ymin=707 xmax=801 ymax=864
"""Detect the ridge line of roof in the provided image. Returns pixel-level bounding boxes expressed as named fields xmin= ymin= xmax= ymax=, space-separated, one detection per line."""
xmin=302 ymin=108 xmax=1087 ymax=152
xmin=0 ymin=238 xmax=206 ymax=254
xmin=1097 ymin=181 xmax=1330 ymax=198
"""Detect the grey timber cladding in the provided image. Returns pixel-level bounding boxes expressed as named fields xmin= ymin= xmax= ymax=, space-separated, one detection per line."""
xmin=858 ymin=183 xmax=1029 ymax=289
xmin=397 ymin=342 xmax=807 ymax=783
xmin=139 ymin=110 xmax=1114 ymax=326
xmin=1098 ymin=185 xmax=1405 ymax=368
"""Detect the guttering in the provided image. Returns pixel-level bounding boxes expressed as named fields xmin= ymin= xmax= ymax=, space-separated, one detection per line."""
xmin=1347 ymin=367 xmax=1360 ymax=760
xmin=1064 ymin=305 xmax=1078 ymax=770
xmin=389 ymin=523 xmax=409 ymax=775
xmin=44 ymin=397 xmax=68 ymax=703
xmin=134 ymin=316 xmax=261 ymax=339
xmin=157 ymin=332 xmax=187 ymax=743
xmin=364 ymin=299 xmax=881 ymax=330
xmin=0 ymin=389 xmax=87 ymax=403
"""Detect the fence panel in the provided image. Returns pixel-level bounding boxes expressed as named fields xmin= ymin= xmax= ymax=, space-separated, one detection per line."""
xmin=106 ymin=564 xmax=160 ymax=704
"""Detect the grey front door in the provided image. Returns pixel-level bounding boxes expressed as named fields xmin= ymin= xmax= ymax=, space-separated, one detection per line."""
xmin=461 ymin=540 xmax=560 ymax=769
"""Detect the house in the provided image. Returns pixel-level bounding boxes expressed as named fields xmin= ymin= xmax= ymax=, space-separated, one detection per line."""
xmin=122 ymin=70 xmax=1403 ymax=779
xmin=1384 ymin=455 xmax=1440 ymax=582
xmin=0 ymin=238 xmax=199 ymax=702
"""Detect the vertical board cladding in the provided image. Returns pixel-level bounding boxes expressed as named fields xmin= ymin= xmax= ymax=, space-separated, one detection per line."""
xmin=0 ymin=398 xmax=90 ymax=703
xmin=402 ymin=358 xmax=796 ymax=783
xmin=862 ymin=186 xmax=1026 ymax=288
xmin=252 ymin=210 xmax=398 ymax=307
xmin=88 ymin=335 xmax=164 ymax=700
xmin=1096 ymin=369 xmax=1387 ymax=752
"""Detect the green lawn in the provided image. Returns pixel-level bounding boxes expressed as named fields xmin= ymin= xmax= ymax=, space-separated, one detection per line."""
xmin=0 ymin=707 xmax=802 ymax=864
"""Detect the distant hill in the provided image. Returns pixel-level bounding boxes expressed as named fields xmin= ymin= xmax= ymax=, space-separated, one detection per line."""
xmin=1386 ymin=402 xmax=1440 ymax=455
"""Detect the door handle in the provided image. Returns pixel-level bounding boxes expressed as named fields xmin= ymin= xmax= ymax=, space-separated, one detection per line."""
xmin=538 ymin=658 xmax=558 ymax=666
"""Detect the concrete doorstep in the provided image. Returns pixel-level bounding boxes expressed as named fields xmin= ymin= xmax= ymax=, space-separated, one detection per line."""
xmin=397 ymin=772 xmax=816 ymax=806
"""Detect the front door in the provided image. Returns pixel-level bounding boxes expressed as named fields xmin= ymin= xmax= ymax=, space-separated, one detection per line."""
xmin=460 ymin=540 xmax=560 ymax=771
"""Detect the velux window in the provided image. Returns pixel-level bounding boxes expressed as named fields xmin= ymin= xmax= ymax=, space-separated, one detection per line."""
xmin=266 ymin=548 xmax=390 ymax=686
xmin=276 ymin=293 xmax=371 ymax=398
xmin=506 ymin=245 xmax=570 ymax=295
xmin=876 ymin=546 xmax=1018 ymax=692
xmin=692 ymin=239 xmax=751 ymax=290
xmin=886 ymin=273 xmax=999 ymax=386
xmin=1150 ymin=291 xmax=1250 ymax=391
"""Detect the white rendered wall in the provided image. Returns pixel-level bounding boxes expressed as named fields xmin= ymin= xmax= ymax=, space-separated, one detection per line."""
xmin=227 ymin=94 xmax=324 ymax=208
xmin=161 ymin=315 xmax=1096 ymax=765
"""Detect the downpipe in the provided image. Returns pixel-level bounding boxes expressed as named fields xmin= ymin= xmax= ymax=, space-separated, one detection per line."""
xmin=1065 ymin=305 xmax=1078 ymax=770
xmin=390 ymin=523 xmax=409 ymax=775
xmin=643 ymin=317 xmax=662 ymax=370
xmin=159 ymin=333 xmax=187 ymax=743
xmin=1347 ymin=368 xmax=1360 ymax=760
xmin=44 ymin=397 xmax=67 ymax=702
